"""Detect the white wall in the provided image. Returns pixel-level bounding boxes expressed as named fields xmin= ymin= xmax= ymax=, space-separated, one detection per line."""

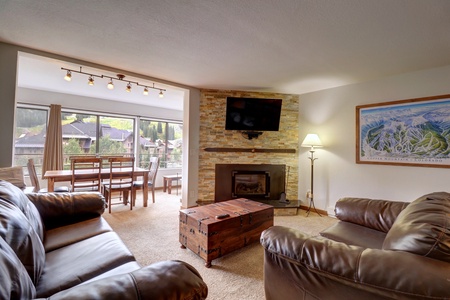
xmin=299 ymin=65 xmax=450 ymax=214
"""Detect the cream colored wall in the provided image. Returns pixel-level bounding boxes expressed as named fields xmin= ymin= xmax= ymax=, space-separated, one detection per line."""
xmin=299 ymin=65 xmax=450 ymax=214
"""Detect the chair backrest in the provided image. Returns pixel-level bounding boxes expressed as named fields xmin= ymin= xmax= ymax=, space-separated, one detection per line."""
xmin=107 ymin=156 xmax=135 ymax=186
xmin=26 ymin=159 xmax=40 ymax=192
xmin=70 ymin=157 xmax=103 ymax=192
xmin=148 ymin=157 xmax=160 ymax=185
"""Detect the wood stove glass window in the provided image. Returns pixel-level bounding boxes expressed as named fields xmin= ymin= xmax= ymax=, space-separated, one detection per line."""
xmin=232 ymin=171 xmax=270 ymax=198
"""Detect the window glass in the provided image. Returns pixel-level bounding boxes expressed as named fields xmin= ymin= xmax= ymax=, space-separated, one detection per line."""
xmin=61 ymin=112 xmax=98 ymax=169
xmin=167 ymin=122 xmax=183 ymax=168
xmin=98 ymin=115 xmax=134 ymax=156
xmin=15 ymin=105 xmax=179 ymax=171
xmin=14 ymin=107 xmax=48 ymax=175
xmin=138 ymin=120 xmax=182 ymax=169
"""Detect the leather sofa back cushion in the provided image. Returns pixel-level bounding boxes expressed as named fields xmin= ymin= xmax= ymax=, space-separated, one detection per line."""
xmin=0 ymin=199 xmax=45 ymax=284
xmin=335 ymin=197 xmax=408 ymax=233
xmin=0 ymin=180 xmax=44 ymax=240
xmin=382 ymin=192 xmax=450 ymax=263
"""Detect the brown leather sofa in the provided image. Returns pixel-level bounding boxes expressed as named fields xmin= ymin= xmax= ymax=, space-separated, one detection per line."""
xmin=260 ymin=192 xmax=450 ymax=300
xmin=0 ymin=180 xmax=208 ymax=299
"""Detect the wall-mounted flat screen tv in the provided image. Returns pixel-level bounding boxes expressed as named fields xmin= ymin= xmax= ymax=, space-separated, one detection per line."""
xmin=225 ymin=97 xmax=282 ymax=131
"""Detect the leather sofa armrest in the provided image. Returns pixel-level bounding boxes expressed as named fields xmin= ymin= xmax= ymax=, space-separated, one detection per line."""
xmin=261 ymin=226 xmax=450 ymax=299
xmin=27 ymin=192 xmax=106 ymax=230
xmin=35 ymin=260 xmax=208 ymax=300
xmin=335 ymin=197 xmax=409 ymax=232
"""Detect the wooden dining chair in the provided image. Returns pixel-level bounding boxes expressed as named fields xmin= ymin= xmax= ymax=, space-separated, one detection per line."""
xmin=133 ymin=156 xmax=159 ymax=205
xmin=102 ymin=156 xmax=135 ymax=213
xmin=27 ymin=158 xmax=70 ymax=193
xmin=70 ymin=157 xmax=103 ymax=192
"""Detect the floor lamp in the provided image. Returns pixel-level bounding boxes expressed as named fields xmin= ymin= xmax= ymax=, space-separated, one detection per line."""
xmin=301 ymin=134 xmax=322 ymax=217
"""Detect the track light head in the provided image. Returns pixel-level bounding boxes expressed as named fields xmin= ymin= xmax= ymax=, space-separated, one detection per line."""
xmin=88 ymin=76 xmax=94 ymax=86
xmin=159 ymin=90 xmax=164 ymax=98
xmin=143 ymin=87 xmax=149 ymax=96
xmin=126 ymin=82 xmax=132 ymax=92
xmin=64 ymin=70 xmax=72 ymax=81
xmin=107 ymin=80 xmax=114 ymax=90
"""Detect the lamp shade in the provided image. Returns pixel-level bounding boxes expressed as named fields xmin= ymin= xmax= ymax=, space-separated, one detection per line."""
xmin=301 ymin=134 xmax=322 ymax=147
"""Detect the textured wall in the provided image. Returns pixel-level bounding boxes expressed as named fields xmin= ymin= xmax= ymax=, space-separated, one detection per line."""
xmin=198 ymin=89 xmax=299 ymax=203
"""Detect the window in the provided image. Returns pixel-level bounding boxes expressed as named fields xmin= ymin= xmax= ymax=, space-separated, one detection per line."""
xmin=138 ymin=120 xmax=182 ymax=169
xmin=15 ymin=104 xmax=181 ymax=173
xmin=61 ymin=112 xmax=135 ymax=168
xmin=14 ymin=106 xmax=48 ymax=176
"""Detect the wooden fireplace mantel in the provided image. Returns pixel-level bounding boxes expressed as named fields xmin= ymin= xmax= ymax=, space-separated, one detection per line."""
xmin=204 ymin=147 xmax=296 ymax=153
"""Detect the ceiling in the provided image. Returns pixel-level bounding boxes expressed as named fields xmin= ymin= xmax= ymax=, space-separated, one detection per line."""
xmin=1 ymin=0 xmax=450 ymax=109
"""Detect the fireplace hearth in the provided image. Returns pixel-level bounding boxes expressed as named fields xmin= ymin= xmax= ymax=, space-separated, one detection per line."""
xmin=215 ymin=164 xmax=285 ymax=202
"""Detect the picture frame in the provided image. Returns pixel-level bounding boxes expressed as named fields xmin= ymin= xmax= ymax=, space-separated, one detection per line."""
xmin=356 ymin=94 xmax=450 ymax=168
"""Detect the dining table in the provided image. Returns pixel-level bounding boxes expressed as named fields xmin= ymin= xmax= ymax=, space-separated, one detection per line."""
xmin=43 ymin=167 xmax=150 ymax=207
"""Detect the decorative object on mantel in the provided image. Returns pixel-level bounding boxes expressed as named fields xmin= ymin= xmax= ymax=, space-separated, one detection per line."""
xmin=301 ymin=133 xmax=323 ymax=217
xmin=61 ymin=66 xmax=166 ymax=97
xmin=204 ymin=148 xmax=296 ymax=153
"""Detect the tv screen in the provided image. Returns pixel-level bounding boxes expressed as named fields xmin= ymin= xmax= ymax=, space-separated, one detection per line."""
xmin=225 ymin=97 xmax=282 ymax=131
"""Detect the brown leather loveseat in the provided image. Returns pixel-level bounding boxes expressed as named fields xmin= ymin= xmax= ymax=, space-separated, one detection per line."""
xmin=0 ymin=180 xmax=208 ymax=299
xmin=260 ymin=192 xmax=450 ymax=300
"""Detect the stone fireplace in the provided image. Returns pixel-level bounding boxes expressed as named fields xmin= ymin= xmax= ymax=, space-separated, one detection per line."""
xmin=197 ymin=89 xmax=299 ymax=204
xmin=215 ymin=164 xmax=286 ymax=202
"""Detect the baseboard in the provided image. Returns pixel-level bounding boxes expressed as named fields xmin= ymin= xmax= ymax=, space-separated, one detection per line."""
xmin=299 ymin=205 xmax=328 ymax=216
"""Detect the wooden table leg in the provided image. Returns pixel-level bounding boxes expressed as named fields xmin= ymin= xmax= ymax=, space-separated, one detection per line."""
xmin=167 ymin=178 xmax=172 ymax=194
xmin=163 ymin=177 xmax=167 ymax=192
xmin=47 ymin=178 xmax=55 ymax=192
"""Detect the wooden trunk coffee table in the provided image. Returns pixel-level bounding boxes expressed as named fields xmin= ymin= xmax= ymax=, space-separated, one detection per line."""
xmin=179 ymin=198 xmax=274 ymax=267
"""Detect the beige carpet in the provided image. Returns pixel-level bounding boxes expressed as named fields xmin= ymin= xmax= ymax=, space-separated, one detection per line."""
xmin=103 ymin=190 xmax=338 ymax=300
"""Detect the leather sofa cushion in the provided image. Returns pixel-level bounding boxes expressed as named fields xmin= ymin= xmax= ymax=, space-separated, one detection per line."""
xmin=0 ymin=199 xmax=45 ymax=284
xmin=44 ymin=216 xmax=112 ymax=252
xmin=27 ymin=191 xmax=106 ymax=230
xmin=0 ymin=237 xmax=36 ymax=299
xmin=0 ymin=180 xmax=44 ymax=240
xmin=382 ymin=192 xmax=450 ymax=263
xmin=320 ymin=221 xmax=386 ymax=249
xmin=36 ymin=231 xmax=136 ymax=298
xmin=335 ymin=197 xmax=408 ymax=233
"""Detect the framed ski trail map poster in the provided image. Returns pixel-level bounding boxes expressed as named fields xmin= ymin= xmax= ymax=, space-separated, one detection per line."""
xmin=356 ymin=94 xmax=450 ymax=168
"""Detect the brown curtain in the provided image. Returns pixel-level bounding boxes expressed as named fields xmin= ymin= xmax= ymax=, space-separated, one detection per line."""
xmin=42 ymin=104 xmax=63 ymax=178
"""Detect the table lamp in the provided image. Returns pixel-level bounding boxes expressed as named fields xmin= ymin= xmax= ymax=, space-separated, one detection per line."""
xmin=301 ymin=133 xmax=322 ymax=217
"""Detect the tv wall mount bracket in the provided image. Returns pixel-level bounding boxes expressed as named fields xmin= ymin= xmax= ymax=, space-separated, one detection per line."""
xmin=241 ymin=131 xmax=263 ymax=140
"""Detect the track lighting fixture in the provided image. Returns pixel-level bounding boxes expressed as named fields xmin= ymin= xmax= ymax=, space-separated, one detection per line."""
xmin=61 ymin=66 xmax=166 ymax=97
xmin=64 ymin=70 xmax=72 ymax=81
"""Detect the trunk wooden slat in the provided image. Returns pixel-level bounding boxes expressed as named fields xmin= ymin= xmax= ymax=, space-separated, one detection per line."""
xmin=179 ymin=198 xmax=274 ymax=267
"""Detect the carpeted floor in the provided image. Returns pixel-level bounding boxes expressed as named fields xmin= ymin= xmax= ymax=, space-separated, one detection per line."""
xmin=103 ymin=190 xmax=337 ymax=300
